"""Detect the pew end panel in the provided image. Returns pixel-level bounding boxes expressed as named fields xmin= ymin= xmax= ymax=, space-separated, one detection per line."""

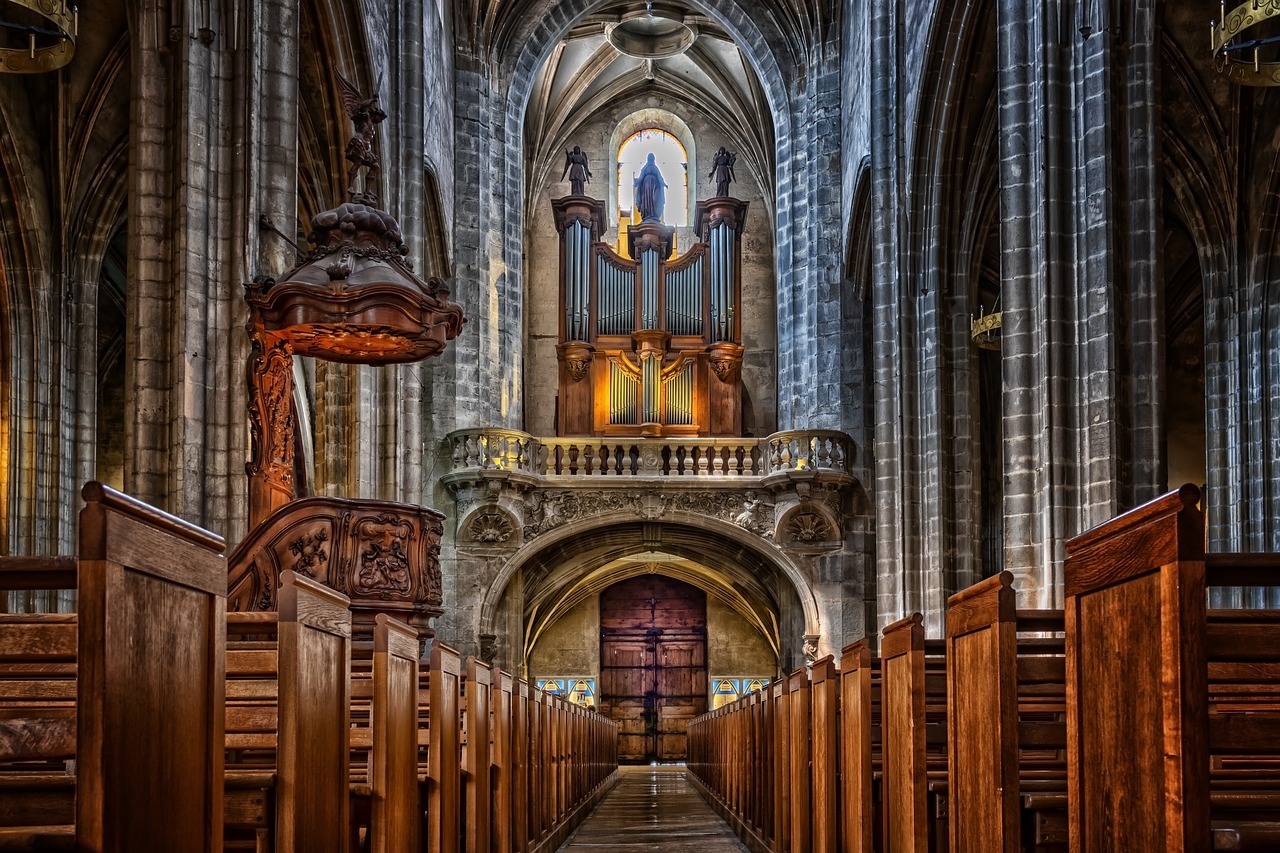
xmin=881 ymin=612 xmax=928 ymax=853
xmin=371 ymin=614 xmax=418 ymax=853
xmin=276 ymin=569 xmax=352 ymax=853
xmin=1064 ymin=484 xmax=1210 ymax=853
xmin=427 ymin=642 xmax=462 ymax=853
xmin=75 ymin=481 xmax=228 ymax=853
xmin=945 ymin=571 xmax=1019 ymax=853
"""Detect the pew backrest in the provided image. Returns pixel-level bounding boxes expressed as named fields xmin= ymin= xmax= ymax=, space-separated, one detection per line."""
xmin=839 ymin=640 xmax=874 ymax=853
xmin=427 ymin=642 xmax=462 ymax=853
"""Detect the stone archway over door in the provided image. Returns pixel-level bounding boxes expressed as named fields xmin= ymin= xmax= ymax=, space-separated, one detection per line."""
xmin=599 ymin=575 xmax=707 ymax=762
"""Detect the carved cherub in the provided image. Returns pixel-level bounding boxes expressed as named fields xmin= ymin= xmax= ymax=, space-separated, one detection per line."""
xmin=335 ymin=69 xmax=388 ymax=205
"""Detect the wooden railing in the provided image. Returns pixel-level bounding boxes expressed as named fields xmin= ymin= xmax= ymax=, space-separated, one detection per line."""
xmin=446 ymin=428 xmax=855 ymax=479
xmin=688 ymin=486 xmax=1280 ymax=853
xmin=0 ymin=482 xmax=619 ymax=853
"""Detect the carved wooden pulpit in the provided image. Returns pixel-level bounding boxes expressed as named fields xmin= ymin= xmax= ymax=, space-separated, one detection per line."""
xmin=229 ymin=76 xmax=463 ymax=640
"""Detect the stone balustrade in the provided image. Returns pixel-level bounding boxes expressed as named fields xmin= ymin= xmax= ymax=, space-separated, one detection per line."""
xmin=444 ymin=429 xmax=856 ymax=480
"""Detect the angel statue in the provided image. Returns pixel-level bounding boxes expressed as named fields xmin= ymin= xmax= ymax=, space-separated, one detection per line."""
xmin=562 ymin=145 xmax=592 ymax=195
xmin=709 ymin=147 xmax=737 ymax=197
xmin=335 ymin=69 xmax=388 ymax=205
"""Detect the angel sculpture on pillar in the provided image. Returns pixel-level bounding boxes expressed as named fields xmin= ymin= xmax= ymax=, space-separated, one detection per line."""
xmin=561 ymin=145 xmax=592 ymax=195
xmin=335 ymin=69 xmax=388 ymax=205
xmin=709 ymin=147 xmax=737 ymax=197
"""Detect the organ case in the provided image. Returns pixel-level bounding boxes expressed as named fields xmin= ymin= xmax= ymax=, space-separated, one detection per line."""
xmin=552 ymin=195 xmax=748 ymax=438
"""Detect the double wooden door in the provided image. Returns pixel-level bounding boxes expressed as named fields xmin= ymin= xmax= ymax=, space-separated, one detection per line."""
xmin=598 ymin=575 xmax=707 ymax=762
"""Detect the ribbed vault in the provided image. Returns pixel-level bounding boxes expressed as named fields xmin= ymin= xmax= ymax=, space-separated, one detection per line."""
xmin=523 ymin=1 xmax=775 ymax=208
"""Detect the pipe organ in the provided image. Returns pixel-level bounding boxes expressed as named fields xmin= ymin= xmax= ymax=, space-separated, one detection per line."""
xmin=552 ymin=195 xmax=748 ymax=437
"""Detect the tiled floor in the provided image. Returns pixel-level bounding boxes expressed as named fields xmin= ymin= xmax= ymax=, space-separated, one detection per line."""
xmin=557 ymin=765 xmax=749 ymax=851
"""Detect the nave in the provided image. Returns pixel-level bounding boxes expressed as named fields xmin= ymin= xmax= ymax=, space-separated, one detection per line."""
xmin=556 ymin=766 xmax=746 ymax=852
xmin=3 ymin=481 xmax=1279 ymax=852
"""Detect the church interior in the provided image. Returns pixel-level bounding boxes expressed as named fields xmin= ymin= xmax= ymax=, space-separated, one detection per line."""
xmin=1 ymin=0 xmax=1279 ymax=849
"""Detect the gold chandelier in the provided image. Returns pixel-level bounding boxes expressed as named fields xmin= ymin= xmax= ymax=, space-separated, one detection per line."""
xmin=0 ymin=0 xmax=77 ymax=74
xmin=1212 ymin=0 xmax=1280 ymax=86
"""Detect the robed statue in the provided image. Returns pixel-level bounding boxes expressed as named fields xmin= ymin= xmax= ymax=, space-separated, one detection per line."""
xmin=633 ymin=153 xmax=668 ymax=223
xmin=561 ymin=146 xmax=592 ymax=195
xmin=710 ymin=147 xmax=737 ymax=197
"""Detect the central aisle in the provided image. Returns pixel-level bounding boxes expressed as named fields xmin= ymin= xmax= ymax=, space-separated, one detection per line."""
xmin=556 ymin=765 xmax=749 ymax=851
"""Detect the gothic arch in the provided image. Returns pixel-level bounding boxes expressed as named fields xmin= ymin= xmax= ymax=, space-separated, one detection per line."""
xmin=0 ymin=86 xmax=55 ymax=556
xmin=478 ymin=511 xmax=822 ymax=672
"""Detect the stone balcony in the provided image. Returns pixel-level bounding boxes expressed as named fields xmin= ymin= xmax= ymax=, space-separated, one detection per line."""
xmin=442 ymin=428 xmax=859 ymax=547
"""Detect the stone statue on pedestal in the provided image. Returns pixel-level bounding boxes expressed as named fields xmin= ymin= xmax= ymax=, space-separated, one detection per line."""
xmin=561 ymin=145 xmax=592 ymax=195
xmin=710 ymin=147 xmax=736 ymax=197
xmin=633 ymin=153 xmax=667 ymax=222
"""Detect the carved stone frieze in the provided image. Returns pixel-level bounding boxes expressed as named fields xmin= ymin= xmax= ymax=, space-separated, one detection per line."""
xmin=520 ymin=488 xmax=776 ymax=539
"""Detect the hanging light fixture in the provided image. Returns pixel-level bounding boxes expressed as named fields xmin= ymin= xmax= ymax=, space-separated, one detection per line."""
xmin=0 ymin=0 xmax=76 ymax=73
xmin=1212 ymin=1 xmax=1280 ymax=86
xmin=971 ymin=300 xmax=1002 ymax=351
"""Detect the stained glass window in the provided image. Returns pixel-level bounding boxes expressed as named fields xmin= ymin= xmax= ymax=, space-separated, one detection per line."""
xmin=536 ymin=676 xmax=597 ymax=708
xmin=709 ymin=676 xmax=772 ymax=709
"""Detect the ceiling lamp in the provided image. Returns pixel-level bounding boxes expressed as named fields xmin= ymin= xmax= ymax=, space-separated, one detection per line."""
xmin=0 ymin=0 xmax=76 ymax=73
xmin=607 ymin=3 xmax=697 ymax=59
xmin=971 ymin=304 xmax=1001 ymax=351
xmin=1212 ymin=1 xmax=1280 ymax=85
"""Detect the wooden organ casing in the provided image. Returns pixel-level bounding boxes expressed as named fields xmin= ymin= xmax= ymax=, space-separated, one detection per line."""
xmin=553 ymin=195 xmax=748 ymax=437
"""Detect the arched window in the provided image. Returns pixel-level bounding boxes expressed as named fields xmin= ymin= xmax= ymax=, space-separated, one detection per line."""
xmin=616 ymin=129 xmax=689 ymax=227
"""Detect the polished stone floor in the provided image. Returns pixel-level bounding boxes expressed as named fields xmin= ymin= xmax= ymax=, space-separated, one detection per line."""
xmin=557 ymin=765 xmax=748 ymax=851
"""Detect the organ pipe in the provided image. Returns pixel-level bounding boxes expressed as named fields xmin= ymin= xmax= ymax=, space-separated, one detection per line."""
xmin=642 ymin=355 xmax=660 ymax=423
xmin=609 ymin=361 xmax=638 ymax=425
xmin=597 ymin=255 xmax=635 ymax=336
xmin=641 ymin=249 xmax=659 ymax=330
xmin=663 ymin=256 xmax=703 ymax=335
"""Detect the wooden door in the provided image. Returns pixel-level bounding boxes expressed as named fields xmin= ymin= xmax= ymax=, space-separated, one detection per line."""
xmin=599 ymin=575 xmax=707 ymax=762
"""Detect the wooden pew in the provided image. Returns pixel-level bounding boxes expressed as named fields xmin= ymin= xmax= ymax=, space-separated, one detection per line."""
xmin=425 ymin=642 xmax=462 ymax=853
xmin=1064 ymin=485 xmax=1280 ymax=852
xmin=370 ymin=614 xmax=419 ymax=853
xmin=0 ymin=482 xmax=227 ymax=852
xmin=881 ymin=613 xmax=929 ymax=853
xmin=839 ymin=639 xmax=877 ymax=853
xmin=945 ymin=572 xmax=1069 ymax=853
xmin=223 ymin=569 xmax=352 ymax=853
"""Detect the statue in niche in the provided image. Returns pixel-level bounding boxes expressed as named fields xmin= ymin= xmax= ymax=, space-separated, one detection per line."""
xmin=335 ymin=69 xmax=388 ymax=205
xmin=709 ymin=147 xmax=737 ymax=197
xmin=633 ymin=153 xmax=668 ymax=222
xmin=561 ymin=145 xmax=592 ymax=195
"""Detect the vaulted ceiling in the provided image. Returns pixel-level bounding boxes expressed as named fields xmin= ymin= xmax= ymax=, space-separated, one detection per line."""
xmin=522 ymin=1 xmax=776 ymax=205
